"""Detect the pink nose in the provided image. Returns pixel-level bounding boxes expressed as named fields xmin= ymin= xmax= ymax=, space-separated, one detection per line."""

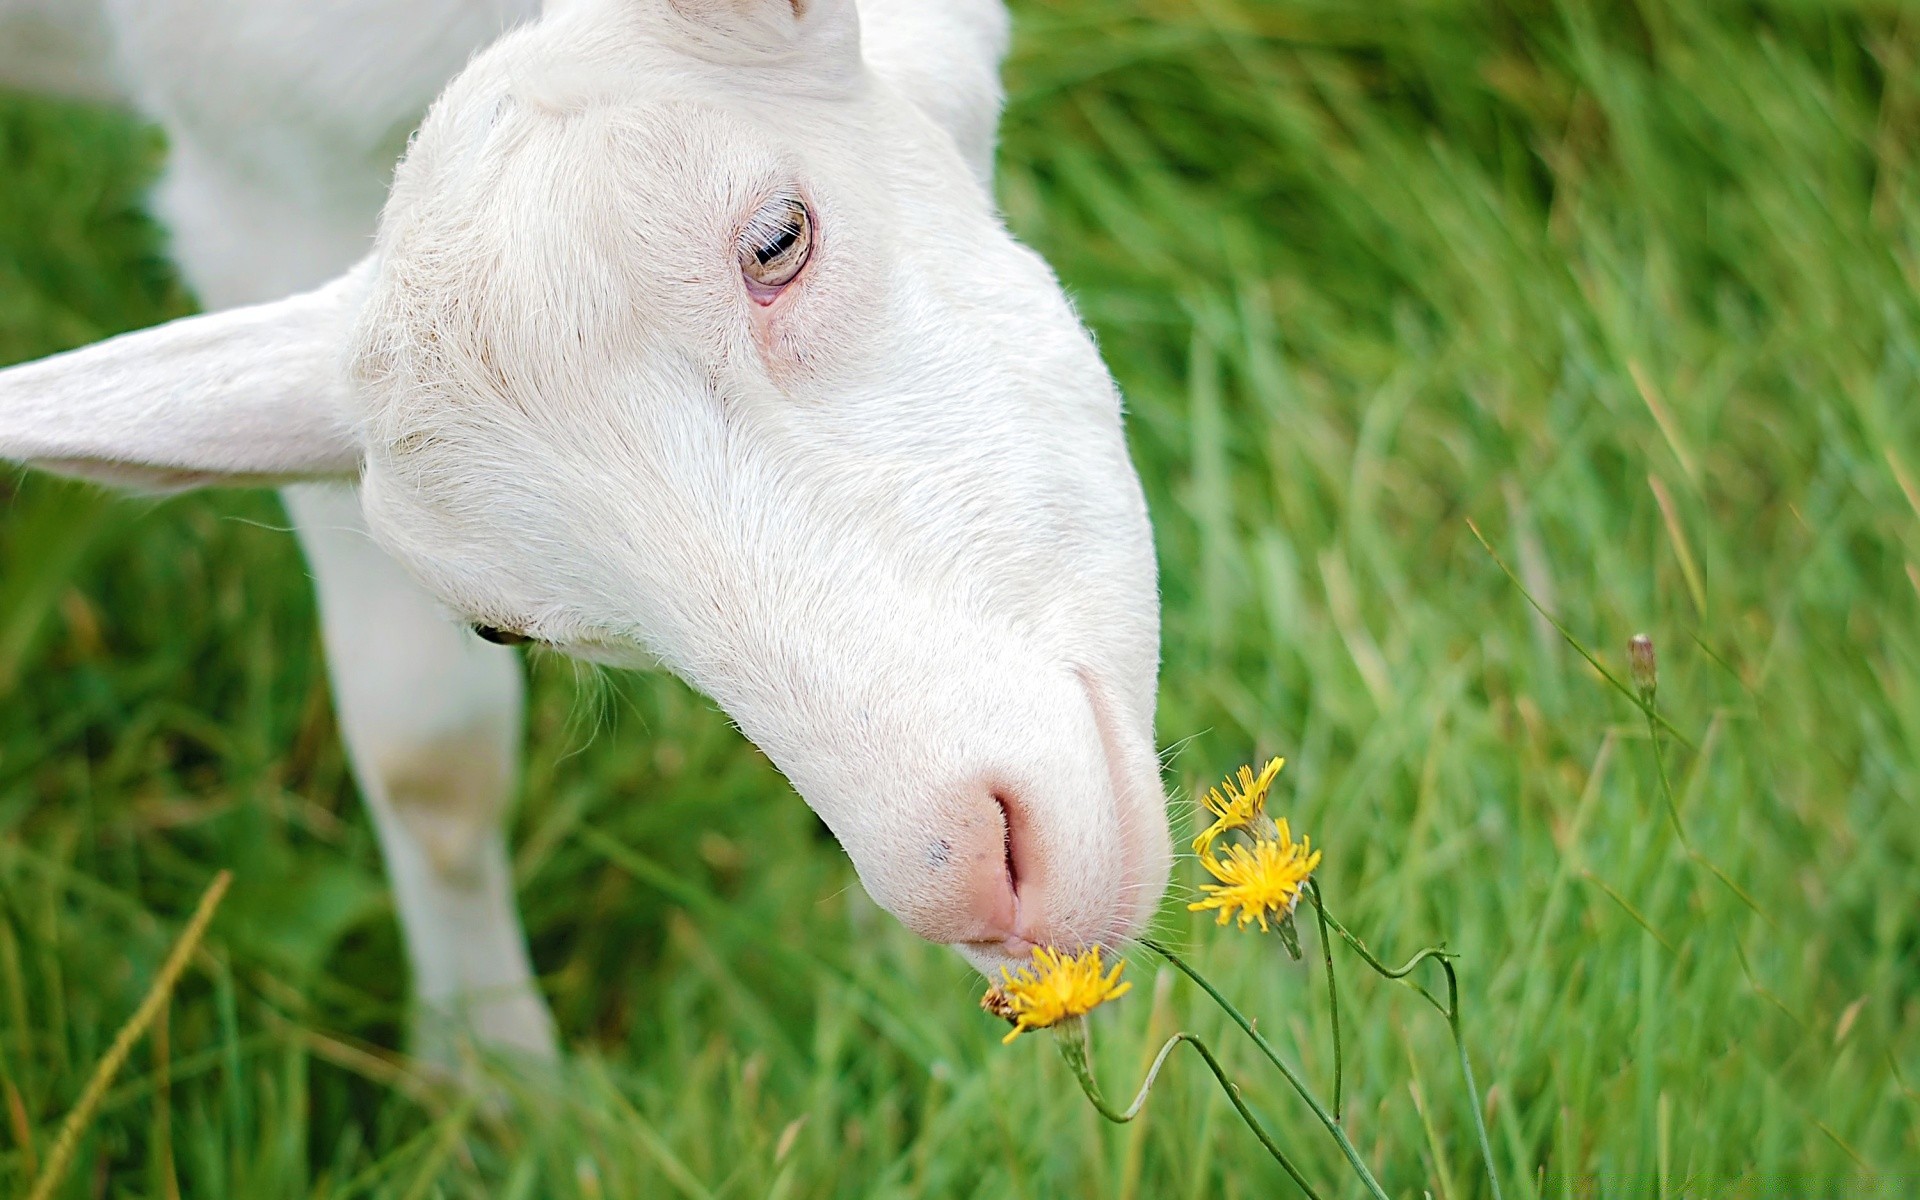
xmin=919 ymin=772 xmax=1154 ymax=960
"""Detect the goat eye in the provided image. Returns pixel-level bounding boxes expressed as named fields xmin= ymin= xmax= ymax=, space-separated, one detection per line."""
xmin=472 ymin=625 xmax=530 ymax=646
xmin=738 ymin=194 xmax=812 ymax=293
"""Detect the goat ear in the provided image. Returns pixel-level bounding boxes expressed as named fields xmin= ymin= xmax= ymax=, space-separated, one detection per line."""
xmin=858 ymin=0 xmax=1010 ymax=188
xmin=665 ymin=0 xmax=860 ymax=71
xmin=0 ymin=266 xmax=365 ymax=492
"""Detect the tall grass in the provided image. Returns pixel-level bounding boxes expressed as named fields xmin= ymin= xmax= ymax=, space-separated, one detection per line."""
xmin=2 ymin=0 xmax=1917 ymax=1194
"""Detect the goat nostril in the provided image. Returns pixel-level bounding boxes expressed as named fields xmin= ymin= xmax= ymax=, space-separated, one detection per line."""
xmin=992 ymin=790 xmax=1020 ymax=896
xmin=944 ymin=784 xmax=1028 ymax=947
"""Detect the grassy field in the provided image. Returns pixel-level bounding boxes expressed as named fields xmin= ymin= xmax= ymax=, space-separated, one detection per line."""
xmin=3 ymin=0 xmax=1919 ymax=1195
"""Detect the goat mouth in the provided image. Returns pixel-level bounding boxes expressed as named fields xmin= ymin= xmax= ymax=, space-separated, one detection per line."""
xmin=964 ymin=934 xmax=1041 ymax=961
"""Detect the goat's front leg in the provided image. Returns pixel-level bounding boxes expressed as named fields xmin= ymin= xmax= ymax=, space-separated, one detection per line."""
xmin=283 ymin=482 xmax=557 ymax=1067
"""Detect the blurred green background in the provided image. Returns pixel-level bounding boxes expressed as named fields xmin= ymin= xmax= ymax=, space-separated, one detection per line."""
xmin=3 ymin=0 xmax=1918 ymax=1195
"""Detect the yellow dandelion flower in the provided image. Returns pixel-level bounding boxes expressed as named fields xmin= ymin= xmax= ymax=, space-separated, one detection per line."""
xmin=1192 ymin=757 xmax=1286 ymax=855
xmin=990 ymin=946 xmax=1133 ymax=1043
xmin=1189 ymin=821 xmax=1322 ymax=932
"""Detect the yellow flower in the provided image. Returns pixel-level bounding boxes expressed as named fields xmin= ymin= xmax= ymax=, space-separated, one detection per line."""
xmin=989 ymin=946 xmax=1133 ymax=1043
xmin=1192 ymin=757 xmax=1286 ymax=855
xmin=1189 ymin=820 xmax=1322 ymax=932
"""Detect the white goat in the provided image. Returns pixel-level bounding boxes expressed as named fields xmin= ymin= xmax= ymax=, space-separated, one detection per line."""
xmin=0 ymin=0 xmax=1169 ymax=1063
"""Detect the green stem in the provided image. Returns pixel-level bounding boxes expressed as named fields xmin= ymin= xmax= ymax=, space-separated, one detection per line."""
xmin=1310 ymin=882 xmax=1343 ymax=1118
xmin=1059 ymin=1028 xmax=1321 ymax=1198
xmin=1644 ymin=694 xmax=1771 ymax=925
xmin=1467 ymin=519 xmax=1692 ymax=746
xmin=1142 ymin=938 xmax=1390 ymax=1200
xmin=1643 ymin=703 xmax=1691 ymax=850
xmin=1438 ymin=952 xmax=1504 ymax=1200
xmin=1309 ymin=900 xmax=1452 ymax=1016
xmin=1304 ymin=891 xmax=1505 ymax=1200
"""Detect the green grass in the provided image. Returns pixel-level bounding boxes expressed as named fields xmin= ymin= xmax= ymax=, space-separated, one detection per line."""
xmin=3 ymin=0 xmax=1919 ymax=1194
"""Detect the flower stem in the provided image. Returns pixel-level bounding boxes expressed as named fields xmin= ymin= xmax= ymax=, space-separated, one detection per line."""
xmin=1304 ymin=886 xmax=1504 ymax=1200
xmin=1142 ymin=938 xmax=1389 ymax=1200
xmin=1445 ymin=967 xmax=1503 ymax=1200
xmin=1467 ymin=520 xmax=1692 ymax=746
xmin=1312 ymin=884 xmax=1343 ymax=1118
xmin=1306 ymin=891 xmax=1452 ymax=1013
xmin=1057 ymin=1026 xmax=1322 ymax=1198
xmin=1644 ymin=701 xmax=1691 ymax=850
xmin=1639 ymin=669 xmax=1772 ymax=925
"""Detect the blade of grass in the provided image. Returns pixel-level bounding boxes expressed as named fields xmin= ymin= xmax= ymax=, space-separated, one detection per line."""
xmin=26 ymin=871 xmax=230 ymax=1200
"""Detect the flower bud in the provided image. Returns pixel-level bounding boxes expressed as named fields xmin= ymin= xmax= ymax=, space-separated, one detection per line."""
xmin=1628 ymin=634 xmax=1657 ymax=700
xmin=980 ymin=986 xmax=1016 ymax=1024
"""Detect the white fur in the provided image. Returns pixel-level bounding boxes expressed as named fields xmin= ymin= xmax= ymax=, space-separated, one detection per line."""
xmin=0 ymin=0 xmax=1166 ymax=1060
xmin=0 ymin=0 xmax=121 ymax=101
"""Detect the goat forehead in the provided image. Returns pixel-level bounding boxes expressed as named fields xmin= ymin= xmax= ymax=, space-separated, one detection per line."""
xmin=387 ymin=86 xmax=968 ymax=309
xmin=424 ymin=2 xmax=875 ymax=151
xmin=407 ymin=97 xmax=801 ymax=235
xmin=366 ymin=84 xmax=1068 ymax=416
xmin=472 ymin=0 xmax=866 ymax=97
